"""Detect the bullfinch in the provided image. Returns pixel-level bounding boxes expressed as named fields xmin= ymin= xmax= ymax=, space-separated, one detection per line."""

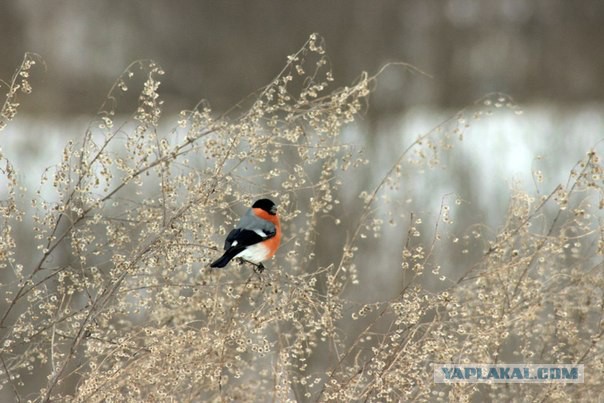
xmin=210 ymin=198 xmax=281 ymax=272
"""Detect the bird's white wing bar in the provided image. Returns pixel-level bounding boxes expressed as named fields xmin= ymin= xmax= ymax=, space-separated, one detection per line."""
xmin=253 ymin=229 xmax=269 ymax=238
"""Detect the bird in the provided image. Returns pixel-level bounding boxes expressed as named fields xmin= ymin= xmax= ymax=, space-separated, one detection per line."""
xmin=210 ymin=198 xmax=281 ymax=272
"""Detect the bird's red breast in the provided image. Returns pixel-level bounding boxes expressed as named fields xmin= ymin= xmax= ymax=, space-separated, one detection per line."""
xmin=252 ymin=207 xmax=281 ymax=259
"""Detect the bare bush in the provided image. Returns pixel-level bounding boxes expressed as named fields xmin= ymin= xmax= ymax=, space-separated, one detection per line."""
xmin=0 ymin=35 xmax=602 ymax=402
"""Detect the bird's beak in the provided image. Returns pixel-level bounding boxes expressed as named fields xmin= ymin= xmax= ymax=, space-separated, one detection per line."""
xmin=270 ymin=206 xmax=277 ymax=215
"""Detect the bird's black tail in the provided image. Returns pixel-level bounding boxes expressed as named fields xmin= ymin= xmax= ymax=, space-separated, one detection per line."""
xmin=210 ymin=247 xmax=244 ymax=268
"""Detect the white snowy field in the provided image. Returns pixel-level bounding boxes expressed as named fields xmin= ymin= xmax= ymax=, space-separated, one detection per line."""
xmin=3 ymin=104 xmax=602 ymax=206
xmin=1 ymin=104 xmax=602 ymax=295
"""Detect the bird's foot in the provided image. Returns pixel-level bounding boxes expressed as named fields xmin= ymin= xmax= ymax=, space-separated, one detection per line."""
xmin=237 ymin=258 xmax=265 ymax=274
xmin=253 ymin=262 xmax=265 ymax=274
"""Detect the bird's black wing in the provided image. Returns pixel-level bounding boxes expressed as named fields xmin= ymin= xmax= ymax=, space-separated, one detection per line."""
xmin=224 ymin=228 xmax=274 ymax=250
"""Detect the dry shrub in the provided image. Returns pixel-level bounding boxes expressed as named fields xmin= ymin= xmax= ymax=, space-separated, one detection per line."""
xmin=0 ymin=35 xmax=602 ymax=402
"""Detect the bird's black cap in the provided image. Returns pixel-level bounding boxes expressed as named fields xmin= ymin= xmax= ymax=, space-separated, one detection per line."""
xmin=252 ymin=198 xmax=277 ymax=215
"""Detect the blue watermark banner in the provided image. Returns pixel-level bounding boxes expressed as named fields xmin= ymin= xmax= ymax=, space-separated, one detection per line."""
xmin=433 ymin=364 xmax=584 ymax=383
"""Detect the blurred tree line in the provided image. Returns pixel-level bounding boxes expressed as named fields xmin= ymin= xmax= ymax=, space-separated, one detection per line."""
xmin=1 ymin=0 xmax=603 ymax=117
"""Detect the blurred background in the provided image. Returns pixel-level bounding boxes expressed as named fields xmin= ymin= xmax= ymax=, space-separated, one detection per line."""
xmin=2 ymin=0 xmax=603 ymax=116
xmin=2 ymin=0 xmax=604 ymax=292
xmin=1 ymin=2 xmax=604 ymax=399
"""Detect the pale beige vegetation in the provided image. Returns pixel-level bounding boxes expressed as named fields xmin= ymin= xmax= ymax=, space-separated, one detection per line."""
xmin=0 ymin=35 xmax=602 ymax=402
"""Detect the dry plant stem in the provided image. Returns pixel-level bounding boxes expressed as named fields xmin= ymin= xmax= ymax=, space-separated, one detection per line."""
xmin=0 ymin=354 xmax=20 ymax=402
xmin=0 ymin=124 xmax=217 ymax=330
xmin=0 ymin=53 xmax=42 ymax=131
xmin=457 ymin=184 xmax=561 ymax=285
xmin=339 ymin=95 xmax=497 ymax=283
xmin=508 ymin=158 xmax=595 ymax=299
xmin=43 ymin=203 xmax=184 ymax=401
